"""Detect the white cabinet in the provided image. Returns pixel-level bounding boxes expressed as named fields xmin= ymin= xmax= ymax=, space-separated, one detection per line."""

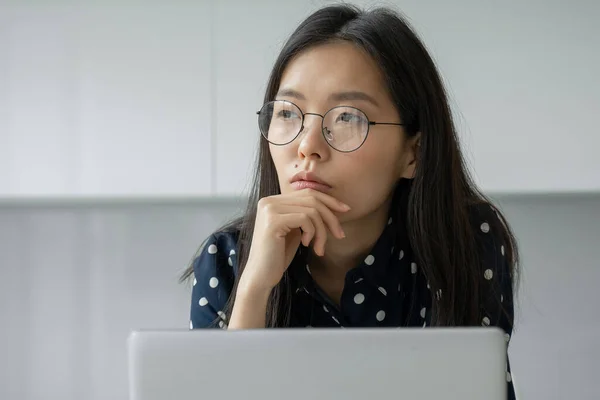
xmin=1 ymin=1 xmax=599 ymax=198
xmin=0 ymin=3 xmax=212 ymax=197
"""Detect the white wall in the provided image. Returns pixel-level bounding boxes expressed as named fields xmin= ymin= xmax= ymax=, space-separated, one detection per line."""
xmin=1 ymin=193 xmax=599 ymax=400
xmin=1 ymin=0 xmax=599 ymax=198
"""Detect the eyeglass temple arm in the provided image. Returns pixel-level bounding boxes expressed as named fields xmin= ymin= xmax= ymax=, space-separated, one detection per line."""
xmin=369 ymin=122 xmax=406 ymax=126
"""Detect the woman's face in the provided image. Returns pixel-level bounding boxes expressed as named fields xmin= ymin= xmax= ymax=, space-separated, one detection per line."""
xmin=270 ymin=40 xmax=418 ymax=222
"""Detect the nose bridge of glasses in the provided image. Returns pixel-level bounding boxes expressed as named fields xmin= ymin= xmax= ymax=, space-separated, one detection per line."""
xmin=300 ymin=112 xmax=326 ymax=135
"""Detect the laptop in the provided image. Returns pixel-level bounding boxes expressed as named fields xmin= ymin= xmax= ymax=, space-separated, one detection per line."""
xmin=128 ymin=328 xmax=507 ymax=400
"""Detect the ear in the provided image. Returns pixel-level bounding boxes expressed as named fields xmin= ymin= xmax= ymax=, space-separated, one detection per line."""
xmin=399 ymin=132 xmax=421 ymax=179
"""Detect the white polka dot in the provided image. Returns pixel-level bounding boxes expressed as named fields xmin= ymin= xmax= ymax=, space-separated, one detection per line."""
xmin=376 ymin=310 xmax=386 ymax=321
xmin=422 ymin=321 xmax=427 ymax=328
xmin=484 ymin=269 xmax=494 ymax=280
xmin=378 ymin=287 xmax=387 ymax=296
xmin=365 ymin=254 xmax=375 ymax=265
xmin=388 ymin=217 xmax=392 ymax=225
xmin=506 ymin=371 xmax=512 ymax=382
xmin=398 ymin=283 xmax=402 ymax=291
xmin=217 ymin=311 xmax=226 ymax=320
xmin=228 ymin=257 xmax=233 ymax=266
xmin=480 ymin=222 xmax=490 ymax=233
xmin=504 ymin=333 xmax=511 ymax=343
xmin=198 ymin=297 xmax=208 ymax=306
xmin=332 ymin=316 xmax=340 ymax=325
xmin=420 ymin=307 xmax=426 ymax=318
xmin=482 ymin=316 xmax=490 ymax=326
xmin=426 ymin=281 xmax=430 ymax=289
xmin=501 ymin=294 xmax=504 ymax=303
xmin=208 ymin=244 xmax=218 ymax=254
xmin=209 ymin=277 xmax=219 ymax=288
xmin=193 ymin=277 xmax=197 ymax=286
xmin=411 ymin=262 xmax=417 ymax=274
xmin=354 ymin=293 xmax=365 ymax=304
xmin=501 ymin=245 xmax=505 ymax=256
xmin=354 ymin=278 xmax=364 ymax=284
xmin=189 ymin=320 xmax=193 ymax=329
xmin=323 ymin=305 xmax=329 ymax=313
xmin=306 ymin=264 xmax=311 ymax=275
xmin=436 ymin=289 xmax=443 ymax=300
xmin=399 ymin=250 xmax=404 ymax=260
xmin=229 ymin=249 xmax=235 ymax=256
xmin=219 ymin=320 xmax=227 ymax=329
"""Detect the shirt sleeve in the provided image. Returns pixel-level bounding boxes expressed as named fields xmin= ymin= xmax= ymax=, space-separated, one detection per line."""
xmin=472 ymin=204 xmax=517 ymax=400
xmin=189 ymin=232 xmax=238 ymax=329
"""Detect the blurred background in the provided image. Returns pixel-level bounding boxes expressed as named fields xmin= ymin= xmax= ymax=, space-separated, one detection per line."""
xmin=0 ymin=0 xmax=599 ymax=399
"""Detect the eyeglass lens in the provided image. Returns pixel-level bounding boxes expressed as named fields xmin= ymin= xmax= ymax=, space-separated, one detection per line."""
xmin=258 ymin=100 xmax=370 ymax=152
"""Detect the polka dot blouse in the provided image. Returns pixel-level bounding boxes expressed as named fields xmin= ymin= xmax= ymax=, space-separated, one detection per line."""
xmin=189 ymin=201 xmax=516 ymax=399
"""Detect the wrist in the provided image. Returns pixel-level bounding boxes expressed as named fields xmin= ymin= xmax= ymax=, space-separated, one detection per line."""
xmin=236 ymin=275 xmax=273 ymax=302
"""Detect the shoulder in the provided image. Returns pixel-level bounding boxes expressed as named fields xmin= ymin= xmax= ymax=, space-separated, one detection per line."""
xmin=468 ymin=201 xmax=515 ymax=327
xmin=190 ymin=229 xmax=240 ymax=329
xmin=193 ymin=229 xmax=241 ymax=284
xmin=467 ymin=201 xmax=510 ymax=259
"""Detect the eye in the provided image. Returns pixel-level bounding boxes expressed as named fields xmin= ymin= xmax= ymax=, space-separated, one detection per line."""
xmin=277 ymin=109 xmax=300 ymax=119
xmin=336 ymin=112 xmax=366 ymax=124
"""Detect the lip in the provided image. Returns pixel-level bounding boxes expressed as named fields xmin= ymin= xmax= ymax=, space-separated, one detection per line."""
xmin=290 ymin=171 xmax=332 ymax=192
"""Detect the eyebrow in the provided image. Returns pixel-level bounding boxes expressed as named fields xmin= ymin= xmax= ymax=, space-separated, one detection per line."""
xmin=329 ymin=91 xmax=380 ymax=107
xmin=275 ymin=88 xmax=380 ymax=107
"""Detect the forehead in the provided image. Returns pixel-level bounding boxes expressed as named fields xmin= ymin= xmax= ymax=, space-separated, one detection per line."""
xmin=279 ymin=41 xmax=389 ymax=102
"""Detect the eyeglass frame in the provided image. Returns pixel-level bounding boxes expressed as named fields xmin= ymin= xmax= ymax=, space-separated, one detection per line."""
xmin=256 ymin=100 xmax=407 ymax=153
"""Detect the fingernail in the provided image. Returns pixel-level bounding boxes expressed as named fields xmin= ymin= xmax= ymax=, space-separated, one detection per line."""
xmin=341 ymin=203 xmax=351 ymax=211
xmin=340 ymin=230 xmax=346 ymax=238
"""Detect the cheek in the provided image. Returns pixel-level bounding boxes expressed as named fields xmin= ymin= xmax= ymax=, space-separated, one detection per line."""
xmin=269 ymin=145 xmax=295 ymax=188
xmin=354 ymin=138 xmax=403 ymax=181
xmin=269 ymin=145 xmax=287 ymax=170
xmin=336 ymin=147 xmax=401 ymax=211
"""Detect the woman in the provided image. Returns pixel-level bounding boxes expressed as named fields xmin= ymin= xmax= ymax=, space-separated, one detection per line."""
xmin=183 ymin=4 xmax=518 ymax=399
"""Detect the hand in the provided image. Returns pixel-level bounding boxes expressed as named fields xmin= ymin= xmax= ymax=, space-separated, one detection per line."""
xmin=240 ymin=189 xmax=350 ymax=294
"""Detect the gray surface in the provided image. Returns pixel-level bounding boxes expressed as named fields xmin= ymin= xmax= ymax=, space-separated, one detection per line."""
xmin=0 ymin=193 xmax=599 ymax=399
xmin=129 ymin=329 xmax=507 ymax=400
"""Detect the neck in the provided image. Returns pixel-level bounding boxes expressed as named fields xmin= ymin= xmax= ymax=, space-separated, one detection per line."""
xmin=309 ymin=195 xmax=393 ymax=279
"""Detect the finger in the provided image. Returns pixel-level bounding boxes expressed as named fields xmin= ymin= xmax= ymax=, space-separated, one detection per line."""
xmin=291 ymin=189 xmax=351 ymax=212
xmin=269 ymin=204 xmax=329 ymax=255
xmin=277 ymin=213 xmax=323 ymax=254
xmin=275 ymin=197 xmax=346 ymax=239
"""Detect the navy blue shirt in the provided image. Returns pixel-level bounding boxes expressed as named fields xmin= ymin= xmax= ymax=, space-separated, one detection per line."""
xmin=189 ymin=201 xmax=516 ymax=399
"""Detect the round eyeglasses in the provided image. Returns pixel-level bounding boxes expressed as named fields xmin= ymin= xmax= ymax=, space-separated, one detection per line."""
xmin=257 ymin=100 xmax=407 ymax=153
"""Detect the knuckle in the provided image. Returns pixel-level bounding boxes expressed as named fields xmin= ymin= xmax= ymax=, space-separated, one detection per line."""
xmin=257 ymin=197 xmax=269 ymax=208
xmin=260 ymin=201 xmax=275 ymax=214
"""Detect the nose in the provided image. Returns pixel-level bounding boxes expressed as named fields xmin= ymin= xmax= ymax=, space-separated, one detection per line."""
xmin=297 ymin=113 xmax=330 ymax=161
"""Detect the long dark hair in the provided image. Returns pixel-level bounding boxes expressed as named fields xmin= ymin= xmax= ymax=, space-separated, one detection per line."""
xmin=181 ymin=4 xmax=519 ymax=327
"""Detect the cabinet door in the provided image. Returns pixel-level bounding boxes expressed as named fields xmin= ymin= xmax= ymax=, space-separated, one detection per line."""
xmin=0 ymin=4 xmax=79 ymax=196
xmin=395 ymin=1 xmax=600 ymax=193
xmin=0 ymin=3 xmax=212 ymax=198
xmin=77 ymin=3 xmax=212 ymax=197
